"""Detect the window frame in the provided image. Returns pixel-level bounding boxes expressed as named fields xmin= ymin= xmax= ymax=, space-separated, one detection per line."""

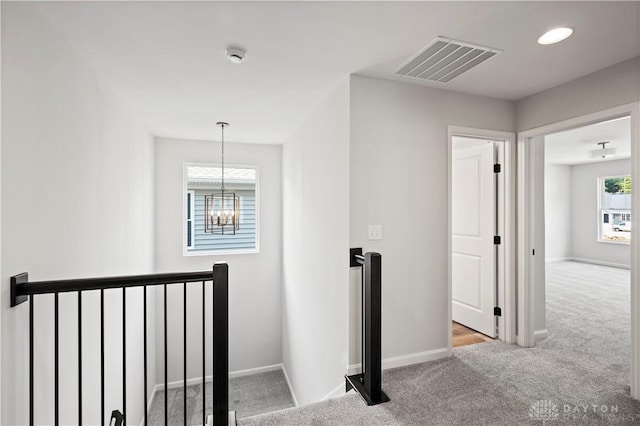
xmin=597 ymin=175 xmax=631 ymax=245
xmin=186 ymin=189 xmax=195 ymax=249
xmin=183 ymin=162 xmax=260 ymax=256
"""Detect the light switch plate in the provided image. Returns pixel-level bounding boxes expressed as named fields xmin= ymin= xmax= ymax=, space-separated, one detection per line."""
xmin=368 ymin=225 xmax=382 ymax=240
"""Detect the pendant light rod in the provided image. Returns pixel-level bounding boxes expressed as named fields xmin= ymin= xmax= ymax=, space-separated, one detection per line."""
xmin=217 ymin=122 xmax=229 ymax=192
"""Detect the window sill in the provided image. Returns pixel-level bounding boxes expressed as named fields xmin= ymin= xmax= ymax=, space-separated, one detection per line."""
xmin=184 ymin=248 xmax=259 ymax=256
xmin=597 ymin=239 xmax=630 ymax=246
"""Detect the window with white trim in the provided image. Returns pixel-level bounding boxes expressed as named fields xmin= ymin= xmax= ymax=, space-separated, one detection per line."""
xmin=599 ymin=175 xmax=631 ymax=244
xmin=186 ymin=190 xmax=195 ymax=249
xmin=184 ymin=164 xmax=258 ymax=254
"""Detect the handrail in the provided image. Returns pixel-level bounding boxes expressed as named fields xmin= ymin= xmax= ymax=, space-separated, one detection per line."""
xmin=10 ymin=264 xmax=229 ymax=426
xmin=11 ymin=270 xmax=213 ymax=306
xmin=346 ymin=248 xmax=389 ymax=406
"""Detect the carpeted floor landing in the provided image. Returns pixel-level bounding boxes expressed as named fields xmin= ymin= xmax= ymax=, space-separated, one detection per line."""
xmin=148 ymin=369 xmax=294 ymax=424
xmin=239 ymin=261 xmax=640 ymax=425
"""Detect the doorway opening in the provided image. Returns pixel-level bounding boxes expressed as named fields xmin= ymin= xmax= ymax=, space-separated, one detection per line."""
xmin=517 ymin=102 xmax=640 ymax=397
xmin=541 ymin=116 xmax=632 ymax=339
xmin=447 ymin=127 xmax=517 ymax=350
xmin=523 ymin=116 xmax=632 ymax=394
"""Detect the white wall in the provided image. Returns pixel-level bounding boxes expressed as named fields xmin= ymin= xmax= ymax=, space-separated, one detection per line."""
xmin=349 ymin=75 xmax=515 ymax=365
xmin=543 ymin=158 xmax=631 ymax=268
xmin=516 ymin=57 xmax=640 ymax=131
xmin=571 ymin=159 xmax=631 ymax=268
xmin=1 ymin=3 xmax=155 ymax=425
xmin=154 ymin=137 xmax=282 ymax=381
xmin=533 ymin=137 xmax=546 ymax=333
xmin=282 ymin=79 xmax=350 ymax=406
xmin=544 ymin=163 xmax=572 ymax=261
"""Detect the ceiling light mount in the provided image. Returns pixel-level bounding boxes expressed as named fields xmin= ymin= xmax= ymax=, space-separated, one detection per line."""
xmin=225 ymin=46 xmax=246 ymax=64
xmin=538 ymin=27 xmax=573 ymax=45
xmin=589 ymin=141 xmax=617 ymax=159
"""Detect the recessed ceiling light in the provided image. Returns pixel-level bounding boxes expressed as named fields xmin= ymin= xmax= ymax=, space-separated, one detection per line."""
xmin=538 ymin=27 xmax=573 ymax=45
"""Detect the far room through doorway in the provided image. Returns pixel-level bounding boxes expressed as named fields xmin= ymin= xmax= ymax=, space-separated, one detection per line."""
xmin=540 ymin=116 xmax=632 ymax=357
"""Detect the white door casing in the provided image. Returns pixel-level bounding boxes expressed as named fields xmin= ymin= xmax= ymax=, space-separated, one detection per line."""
xmin=452 ymin=142 xmax=496 ymax=337
xmin=517 ymin=102 xmax=640 ymax=395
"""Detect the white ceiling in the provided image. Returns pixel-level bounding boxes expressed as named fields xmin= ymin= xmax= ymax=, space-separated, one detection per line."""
xmin=31 ymin=1 xmax=640 ymax=144
xmin=545 ymin=117 xmax=631 ymax=165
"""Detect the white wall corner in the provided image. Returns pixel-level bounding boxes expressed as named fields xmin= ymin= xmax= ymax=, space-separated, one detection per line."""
xmin=281 ymin=364 xmax=299 ymax=407
xmin=321 ymin=383 xmax=346 ymax=401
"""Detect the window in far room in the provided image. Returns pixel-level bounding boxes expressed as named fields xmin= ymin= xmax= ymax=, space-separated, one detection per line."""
xmin=184 ymin=164 xmax=259 ymax=254
xmin=186 ymin=190 xmax=195 ymax=249
xmin=599 ymin=175 xmax=632 ymax=244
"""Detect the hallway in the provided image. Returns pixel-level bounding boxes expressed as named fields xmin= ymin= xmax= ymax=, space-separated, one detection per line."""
xmin=237 ymin=261 xmax=639 ymax=425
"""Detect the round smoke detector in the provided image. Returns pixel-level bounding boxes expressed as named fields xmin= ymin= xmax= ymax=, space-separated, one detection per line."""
xmin=225 ymin=46 xmax=246 ymax=64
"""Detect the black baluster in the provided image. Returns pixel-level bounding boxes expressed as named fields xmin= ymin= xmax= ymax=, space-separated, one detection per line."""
xmin=101 ymin=289 xmax=105 ymax=426
xmin=29 ymin=295 xmax=34 ymax=426
xmin=55 ymin=293 xmax=59 ymax=426
xmin=164 ymin=284 xmax=168 ymax=426
xmin=78 ymin=291 xmax=83 ymax=425
xmin=183 ymin=282 xmax=187 ymax=426
xmin=123 ymin=287 xmax=126 ymax=423
xmin=202 ymin=280 xmax=206 ymax=426
xmin=211 ymin=280 xmax=216 ymax=421
xmin=143 ymin=286 xmax=148 ymax=426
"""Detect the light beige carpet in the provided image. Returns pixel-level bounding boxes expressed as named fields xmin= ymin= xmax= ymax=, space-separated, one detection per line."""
xmin=239 ymin=261 xmax=640 ymax=425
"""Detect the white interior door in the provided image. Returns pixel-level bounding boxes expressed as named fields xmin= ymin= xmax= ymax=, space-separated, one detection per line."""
xmin=452 ymin=142 xmax=496 ymax=337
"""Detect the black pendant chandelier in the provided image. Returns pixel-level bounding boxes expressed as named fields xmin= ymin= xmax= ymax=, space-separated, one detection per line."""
xmin=204 ymin=122 xmax=239 ymax=234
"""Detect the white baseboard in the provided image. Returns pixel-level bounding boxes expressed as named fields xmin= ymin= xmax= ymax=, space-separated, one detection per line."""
xmin=347 ymin=347 xmax=450 ymax=376
xmin=534 ymin=329 xmax=549 ymax=339
xmin=146 ymin=364 xmax=287 ymax=424
xmin=569 ymin=257 xmax=630 ymax=270
xmin=281 ymin=364 xmax=299 ymax=407
xmin=229 ymin=363 xmax=282 ymax=379
xmin=154 ymin=363 xmax=284 ymax=392
xmin=321 ymin=382 xmax=346 ymax=401
xmin=546 ymin=257 xmax=570 ymax=263
xmin=155 ymin=376 xmax=212 ymax=392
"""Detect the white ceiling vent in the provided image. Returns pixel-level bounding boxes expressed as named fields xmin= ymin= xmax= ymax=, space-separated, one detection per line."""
xmin=394 ymin=37 xmax=502 ymax=83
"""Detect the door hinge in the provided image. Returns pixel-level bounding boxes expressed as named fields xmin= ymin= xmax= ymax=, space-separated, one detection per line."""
xmin=493 ymin=163 xmax=501 ymax=173
xmin=494 ymin=236 xmax=501 ymax=245
xmin=494 ymin=307 xmax=502 ymax=317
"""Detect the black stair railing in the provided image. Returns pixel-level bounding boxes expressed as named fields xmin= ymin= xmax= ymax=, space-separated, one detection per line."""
xmin=10 ymin=263 xmax=229 ymax=426
xmin=345 ymin=249 xmax=389 ymax=406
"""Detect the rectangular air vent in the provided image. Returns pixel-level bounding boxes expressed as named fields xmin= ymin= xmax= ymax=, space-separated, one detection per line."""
xmin=394 ymin=37 xmax=502 ymax=83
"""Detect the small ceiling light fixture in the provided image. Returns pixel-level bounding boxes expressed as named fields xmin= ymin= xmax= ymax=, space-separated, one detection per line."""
xmin=589 ymin=141 xmax=617 ymax=159
xmin=538 ymin=27 xmax=573 ymax=45
xmin=205 ymin=122 xmax=240 ymax=234
xmin=225 ymin=46 xmax=246 ymax=64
